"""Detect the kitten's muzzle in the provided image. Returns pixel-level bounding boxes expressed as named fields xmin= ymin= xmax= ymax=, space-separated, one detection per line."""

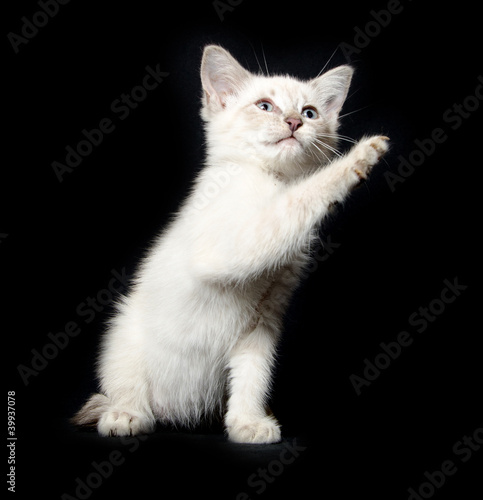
xmin=275 ymin=116 xmax=303 ymax=144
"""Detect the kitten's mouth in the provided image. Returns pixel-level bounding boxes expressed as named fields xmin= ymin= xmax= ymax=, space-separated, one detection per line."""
xmin=276 ymin=135 xmax=299 ymax=145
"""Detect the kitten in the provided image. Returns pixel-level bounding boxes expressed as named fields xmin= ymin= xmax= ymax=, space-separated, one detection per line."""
xmin=73 ymin=45 xmax=389 ymax=443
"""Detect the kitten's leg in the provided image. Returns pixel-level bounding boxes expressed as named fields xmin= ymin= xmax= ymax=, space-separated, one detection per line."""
xmin=194 ymin=136 xmax=389 ymax=283
xmin=225 ymin=323 xmax=281 ymax=444
xmin=97 ymin=380 xmax=155 ymax=437
xmin=283 ymin=135 xmax=390 ymax=229
xmin=308 ymin=135 xmax=389 ymax=204
xmin=96 ymin=311 xmax=156 ymax=437
xmin=97 ymin=409 xmax=153 ymax=437
xmin=74 ymin=386 xmax=155 ymax=437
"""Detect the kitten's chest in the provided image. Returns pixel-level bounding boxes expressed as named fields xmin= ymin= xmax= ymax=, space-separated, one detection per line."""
xmin=244 ymin=249 xmax=312 ymax=326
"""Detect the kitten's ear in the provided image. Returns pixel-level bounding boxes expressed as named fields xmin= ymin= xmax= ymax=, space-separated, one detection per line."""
xmin=200 ymin=45 xmax=251 ymax=116
xmin=310 ymin=65 xmax=354 ymax=120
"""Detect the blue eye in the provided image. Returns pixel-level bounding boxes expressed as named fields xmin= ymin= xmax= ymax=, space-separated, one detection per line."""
xmin=302 ymin=107 xmax=318 ymax=119
xmin=256 ymin=100 xmax=274 ymax=112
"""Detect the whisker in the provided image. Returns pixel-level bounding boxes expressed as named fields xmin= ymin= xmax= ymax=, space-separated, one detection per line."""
xmin=380 ymin=156 xmax=391 ymax=169
xmin=314 ymin=136 xmax=342 ymax=152
xmin=311 ymin=141 xmax=332 ymax=164
xmin=318 ymin=133 xmax=357 ymax=145
xmin=261 ymin=43 xmax=270 ymax=76
xmin=249 ymin=42 xmax=265 ymax=75
xmin=346 ymin=87 xmax=361 ymax=101
xmin=314 ymin=143 xmax=341 ymax=159
xmin=306 ymin=146 xmax=322 ymax=165
xmin=313 ymin=138 xmax=342 ymax=158
xmin=339 ymin=104 xmax=372 ymax=120
xmin=316 ymin=45 xmax=340 ymax=78
xmin=307 ymin=141 xmax=324 ymax=163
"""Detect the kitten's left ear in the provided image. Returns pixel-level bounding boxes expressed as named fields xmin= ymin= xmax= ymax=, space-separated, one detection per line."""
xmin=200 ymin=45 xmax=251 ymax=117
xmin=310 ymin=65 xmax=354 ymax=121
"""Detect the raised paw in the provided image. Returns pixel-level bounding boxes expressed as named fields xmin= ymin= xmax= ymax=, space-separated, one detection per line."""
xmin=226 ymin=414 xmax=282 ymax=444
xmin=98 ymin=410 xmax=154 ymax=437
xmin=352 ymin=135 xmax=390 ymax=180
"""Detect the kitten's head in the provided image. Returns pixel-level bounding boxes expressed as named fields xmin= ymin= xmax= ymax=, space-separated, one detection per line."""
xmin=200 ymin=45 xmax=353 ymax=178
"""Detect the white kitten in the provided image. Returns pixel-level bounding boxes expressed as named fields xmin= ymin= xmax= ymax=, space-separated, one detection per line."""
xmin=73 ymin=45 xmax=389 ymax=443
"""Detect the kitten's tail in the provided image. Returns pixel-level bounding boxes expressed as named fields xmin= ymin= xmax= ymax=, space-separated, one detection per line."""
xmin=71 ymin=393 xmax=110 ymax=428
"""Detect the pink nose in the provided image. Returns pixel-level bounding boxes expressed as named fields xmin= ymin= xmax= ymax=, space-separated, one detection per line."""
xmin=285 ymin=117 xmax=302 ymax=132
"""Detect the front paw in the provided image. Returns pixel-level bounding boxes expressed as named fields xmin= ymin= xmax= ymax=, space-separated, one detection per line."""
xmin=352 ymin=135 xmax=389 ymax=180
xmin=226 ymin=414 xmax=282 ymax=444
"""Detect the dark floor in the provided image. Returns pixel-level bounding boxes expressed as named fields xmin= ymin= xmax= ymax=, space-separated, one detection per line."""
xmin=16 ymin=369 xmax=483 ymax=500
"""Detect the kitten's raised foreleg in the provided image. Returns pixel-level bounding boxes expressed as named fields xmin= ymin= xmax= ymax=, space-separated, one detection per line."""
xmin=308 ymin=135 xmax=389 ymax=204
xmin=194 ymin=136 xmax=389 ymax=284
xmin=225 ymin=322 xmax=281 ymax=444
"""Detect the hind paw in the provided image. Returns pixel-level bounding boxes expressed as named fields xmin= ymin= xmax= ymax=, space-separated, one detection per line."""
xmin=98 ymin=410 xmax=154 ymax=437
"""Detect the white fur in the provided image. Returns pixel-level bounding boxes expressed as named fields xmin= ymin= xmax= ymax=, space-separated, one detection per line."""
xmin=73 ymin=45 xmax=388 ymax=443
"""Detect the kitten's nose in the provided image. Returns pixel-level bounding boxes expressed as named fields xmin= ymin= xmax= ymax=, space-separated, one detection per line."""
xmin=285 ymin=117 xmax=302 ymax=133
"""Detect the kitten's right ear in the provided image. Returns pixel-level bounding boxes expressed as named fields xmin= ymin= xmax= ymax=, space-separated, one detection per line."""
xmin=200 ymin=45 xmax=251 ymax=117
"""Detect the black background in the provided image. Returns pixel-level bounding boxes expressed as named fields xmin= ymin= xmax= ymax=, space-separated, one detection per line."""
xmin=4 ymin=1 xmax=481 ymax=499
